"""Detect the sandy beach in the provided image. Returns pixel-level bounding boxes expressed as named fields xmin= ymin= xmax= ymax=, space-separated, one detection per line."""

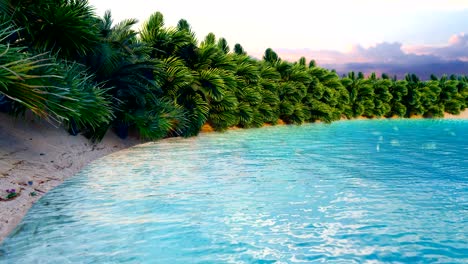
xmin=0 ymin=109 xmax=467 ymax=244
xmin=443 ymin=109 xmax=468 ymax=119
xmin=0 ymin=113 xmax=141 ymax=244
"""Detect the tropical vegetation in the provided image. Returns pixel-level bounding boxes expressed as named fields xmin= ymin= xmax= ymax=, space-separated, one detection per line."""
xmin=0 ymin=0 xmax=467 ymax=141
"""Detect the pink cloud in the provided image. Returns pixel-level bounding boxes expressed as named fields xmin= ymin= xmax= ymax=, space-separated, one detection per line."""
xmin=264 ymin=33 xmax=468 ymax=65
xmin=273 ymin=42 xmax=423 ymax=65
xmin=403 ymin=32 xmax=468 ymax=61
xmin=252 ymin=34 xmax=468 ymax=79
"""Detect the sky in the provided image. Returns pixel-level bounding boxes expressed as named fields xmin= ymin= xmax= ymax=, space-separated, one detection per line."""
xmin=89 ymin=0 xmax=468 ymax=76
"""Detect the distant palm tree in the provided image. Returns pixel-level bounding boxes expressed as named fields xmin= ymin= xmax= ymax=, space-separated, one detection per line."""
xmin=257 ymin=63 xmax=281 ymax=124
xmin=140 ymin=12 xmax=193 ymax=60
xmin=369 ymin=73 xmax=393 ymax=117
xmin=141 ymin=15 xmax=238 ymax=134
xmin=403 ymin=74 xmax=424 ymax=117
xmin=232 ymin=53 xmax=262 ymax=127
xmin=233 ymin=43 xmax=246 ymax=55
xmin=455 ymin=76 xmax=468 ymax=111
xmin=307 ymin=67 xmax=348 ymax=122
xmin=437 ymin=76 xmax=465 ymax=115
xmin=263 ymin=48 xmax=280 ymax=65
xmin=341 ymin=72 xmax=373 ymax=118
xmin=197 ymin=33 xmax=238 ymax=130
xmin=386 ymin=79 xmax=408 ymax=117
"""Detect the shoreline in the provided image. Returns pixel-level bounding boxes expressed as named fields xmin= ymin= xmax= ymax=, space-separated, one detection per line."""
xmin=0 ymin=113 xmax=141 ymax=244
xmin=1 ymin=109 xmax=467 ymax=243
xmin=443 ymin=110 xmax=468 ymax=119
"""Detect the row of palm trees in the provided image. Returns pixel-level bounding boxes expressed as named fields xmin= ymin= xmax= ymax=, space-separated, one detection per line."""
xmin=1 ymin=0 xmax=467 ymax=141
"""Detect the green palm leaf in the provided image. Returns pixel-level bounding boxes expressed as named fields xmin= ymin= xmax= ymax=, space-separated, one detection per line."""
xmin=193 ymin=69 xmax=225 ymax=102
xmin=10 ymin=0 xmax=100 ymax=59
xmin=130 ymin=97 xmax=188 ymax=140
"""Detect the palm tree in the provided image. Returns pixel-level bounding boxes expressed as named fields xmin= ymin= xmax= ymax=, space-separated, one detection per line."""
xmin=56 ymin=62 xmax=114 ymax=137
xmin=5 ymin=0 xmax=100 ymax=60
xmin=141 ymin=14 xmax=238 ymax=134
xmin=386 ymin=79 xmax=408 ymax=117
xmin=455 ymin=75 xmax=468 ymax=111
xmin=403 ymin=74 xmax=424 ymax=117
xmin=341 ymin=71 xmax=372 ymax=118
xmin=80 ymin=11 xmax=189 ymax=140
xmin=257 ymin=63 xmax=281 ymax=124
xmin=86 ymin=12 xmax=159 ymax=104
xmin=217 ymin=38 xmax=230 ymax=54
xmin=307 ymin=67 xmax=348 ymax=122
xmin=196 ymin=33 xmax=238 ymax=130
xmin=419 ymin=78 xmax=442 ymax=117
xmin=126 ymin=96 xmax=188 ymax=140
xmin=232 ymin=53 xmax=263 ymax=127
xmin=140 ymin=12 xmax=193 ymax=60
xmin=233 ymin=43 xmax=246 ymax=55
xmin=263 ymin=48 xmax=280 ymax=65
xmin=139 ymin=15 xmax=208 ymax=136
xmin=437 ymin=75 xmax=465 ymax=115
xmin=1 ymin=1 xmax=119 ymax=140
xmin=0 ymin=25 xmax=113 ymax=133
xmin=369 ymin=73 xmax=393 ymax=117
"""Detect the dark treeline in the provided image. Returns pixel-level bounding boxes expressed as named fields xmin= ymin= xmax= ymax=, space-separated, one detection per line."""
xmin=0 ymin=1 xmax=467 ymax=141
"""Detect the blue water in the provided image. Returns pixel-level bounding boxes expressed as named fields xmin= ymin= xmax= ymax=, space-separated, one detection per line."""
xmin=1 ymin=120 xmax=467 ymax=263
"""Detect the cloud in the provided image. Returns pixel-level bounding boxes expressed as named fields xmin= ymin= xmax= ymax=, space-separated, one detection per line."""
xmin=274 ymin=42 xmax=443 ymax=65
xmin=268 ymin=33 xmax=468 ymax=79
xmin=405 ymin=33 xmax=468 ymax=61
xmin=329 ymin=61 xmax=468 ymax=80
xmin=352 ymin=42 xmax=406 ymax=62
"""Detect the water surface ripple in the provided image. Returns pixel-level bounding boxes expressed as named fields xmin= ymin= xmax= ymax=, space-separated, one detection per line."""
xmin=1 ymin=119 xmax=467 ymax=263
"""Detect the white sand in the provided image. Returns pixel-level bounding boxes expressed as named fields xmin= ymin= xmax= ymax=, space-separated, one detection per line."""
xmin=444 ymin=108 xmax=468 ymax=119
xmin=0 ymin=108 xmax=467 ymax=244
xmin=0 ymin=113 xmax=140 ymax=244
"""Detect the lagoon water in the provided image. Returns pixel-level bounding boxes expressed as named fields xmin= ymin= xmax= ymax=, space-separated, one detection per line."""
xmin=1 ymin=120 xmax=467 ymax=263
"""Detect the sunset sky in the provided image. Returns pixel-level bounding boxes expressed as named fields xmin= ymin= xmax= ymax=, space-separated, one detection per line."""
xmin=89 ymin=0 xmax=468 ymax=73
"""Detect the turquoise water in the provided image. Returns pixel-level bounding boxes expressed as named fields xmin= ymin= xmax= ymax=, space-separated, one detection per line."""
xmin=1 ymin=120 xmax=467 ymax=263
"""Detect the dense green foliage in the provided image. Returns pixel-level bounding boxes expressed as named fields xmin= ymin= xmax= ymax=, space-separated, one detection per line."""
xmin=1 ymin=1 xmax=467 ymax=141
